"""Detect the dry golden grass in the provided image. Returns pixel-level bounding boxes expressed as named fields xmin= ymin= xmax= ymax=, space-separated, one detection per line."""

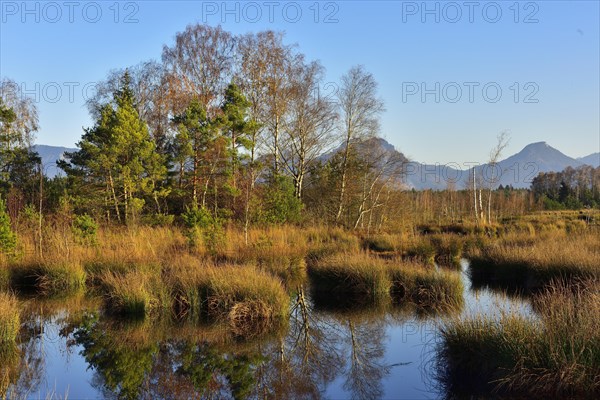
xmin=7 ymin=260 xmax=86 ymax=295
xmin=310 ymin=253 xmax=464 ymax=310
xmin=0 ymin=346 xmax=20 ymax=400
xmin=164 ymin=259 xmax=291 ymax=335
xmin=470 ymin=231 xmax=600 ymax=290
xmin=100 ymin=270 xmax=170 ymax=318
xmin=0 ymin=292 xmax=19 ymax=345
xmin=310 ymin=252 xmax=392 ymax=305
xmin=201 ymin=265 xmax=290 ymax=334
xmin=439 ymin=278 xmax=600 ymax=397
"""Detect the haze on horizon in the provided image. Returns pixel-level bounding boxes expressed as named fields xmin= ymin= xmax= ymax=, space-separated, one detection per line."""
xmin=1 ymin=0 xmax=598 ymax=164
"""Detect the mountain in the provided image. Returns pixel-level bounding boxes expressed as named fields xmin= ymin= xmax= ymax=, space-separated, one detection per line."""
xmin=318 ymin=137 xmax=411 ymax=188
xmin=364 ymin=141 xmax=590 ymax=190
xmin=578 ymin=152 xmax=600 ymax=168
xmin=32 ymin=140 xmax=596 ymax=189
xmin=490 ymin=142 xmax=584 ymax=189
xmin=403 ymin=162 xmax=463 ymax=190
xmin=33 ymin=144 xmax=76 ymax=178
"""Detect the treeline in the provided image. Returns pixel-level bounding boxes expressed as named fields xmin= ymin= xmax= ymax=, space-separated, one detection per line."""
xmin=531 ymin=165 xmax=600 ymax=209
xmin=0 ymin=24 xmax=595 ymax=236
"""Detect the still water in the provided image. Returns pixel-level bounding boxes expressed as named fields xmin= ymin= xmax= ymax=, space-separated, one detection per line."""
xmin=4 ymin=261 xmax=532 ymax=399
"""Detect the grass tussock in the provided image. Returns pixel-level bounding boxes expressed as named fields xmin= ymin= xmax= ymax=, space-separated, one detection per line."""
xmin=362 ymin=234 xmax=396 ymax=253
xmin=200 ymin=266 xmax=290 ymax=336
xmin=470 ymin=232 xmax=600 ymax=290
xmin=253 ymin=254 xmax=307 ymax=288
xmin=309 ymin=253 xmax=392 ymax=305
xmin=0 ymin=293 xmax=19 ymax=346
xmin=305 ymin=227 xmax=360 ymax=265
xmin=101 ymin=270 xmax=170 ymax=318
xmin=438 ymin=279 xmax=600 ymax=397
xmin=388 ymin=264 xmax=464 ymax=311
xmin=0 ymin=346 xmax=19 ymax=399
xmin=310 ymin=253 xmax=464 ymax=311
xmin=8 ymin=261 xmax=86 ymax=295
xmin=166 ymin=259 xmax=290 ymax=335
xmin=226 ymin=243 xmax=308 ymax=288
xmin=401 ymin=236 xmax=437 ymax=265
xmin=429 ymin=234 xmax=464 ymax=268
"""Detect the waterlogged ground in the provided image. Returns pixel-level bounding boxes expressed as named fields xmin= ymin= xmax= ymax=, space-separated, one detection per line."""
xmin=5 ymin=261 xmax=533 ymax=400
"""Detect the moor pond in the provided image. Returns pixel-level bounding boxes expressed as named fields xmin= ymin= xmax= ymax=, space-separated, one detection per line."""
xmin=3 ymin=260 xmax=533 ymax=400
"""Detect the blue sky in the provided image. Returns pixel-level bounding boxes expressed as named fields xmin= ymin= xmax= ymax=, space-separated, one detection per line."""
xmin=1 ymin=0 xmax=598 ymax=165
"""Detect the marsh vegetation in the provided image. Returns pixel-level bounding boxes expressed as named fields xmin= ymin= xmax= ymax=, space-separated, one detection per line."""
xmin=0 ymin=210 xmax=598 ymax=398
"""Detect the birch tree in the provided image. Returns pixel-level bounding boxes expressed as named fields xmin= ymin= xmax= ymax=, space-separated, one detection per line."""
xmin=281 ymin=60 xmax=338 ymax=199
xmin=162 ymin=24 xmax=236 ymax=116
xmin=485 ymin=131 xmax=510 ymax=224
xmin=335 ymin=66 xmax=385 ymax=222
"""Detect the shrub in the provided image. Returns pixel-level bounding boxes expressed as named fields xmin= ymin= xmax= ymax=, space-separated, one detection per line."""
xmin=142 ymin=213 xmax=174 ymax=227
xmin=72 ymin=214 xmax=98 ymax=245
xmin=256 ymin=174 xmax=302 ymax=225
xmin=0 ymin=198 xmax=16 ymax=256
xmin=182 ymin=205 xmax=225 ymax=255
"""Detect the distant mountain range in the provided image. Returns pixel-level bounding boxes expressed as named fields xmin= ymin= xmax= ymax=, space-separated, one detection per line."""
xmin=34 ymin=144 xmax=76 ymax=178
xmin=34 ymin=141 xmax=599 ymax=189
xmin=319 ymin=139 xmax=599 ymax=190
xmin=401 ymin=141 xmax=598 ymax=190
xmin=578 ymin=152 xmax=600 ymax=168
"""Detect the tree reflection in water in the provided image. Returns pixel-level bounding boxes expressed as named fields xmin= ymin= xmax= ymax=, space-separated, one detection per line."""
xmin=1 ymin=310 xmax=62 ymax=399
xmin=5 ymin=288 xmax=429 ymax=400
xmin=251 ymin=285 xmax=345 ymax=399
xmin=344 ymin=318 xmax=390 ymax=400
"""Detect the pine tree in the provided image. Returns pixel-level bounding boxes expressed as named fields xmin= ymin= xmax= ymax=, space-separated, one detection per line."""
xmin=219 ymin=83 xmax=256 ymax=210
xmin=172 ymin=99 xmax=218 ymax=207
xmin=61 ymin=71 xmax=166 ymax=223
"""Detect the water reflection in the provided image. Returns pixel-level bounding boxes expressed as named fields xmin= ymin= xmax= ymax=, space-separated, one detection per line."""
xmin=5 ymin=265 xmax=534 ymax=399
